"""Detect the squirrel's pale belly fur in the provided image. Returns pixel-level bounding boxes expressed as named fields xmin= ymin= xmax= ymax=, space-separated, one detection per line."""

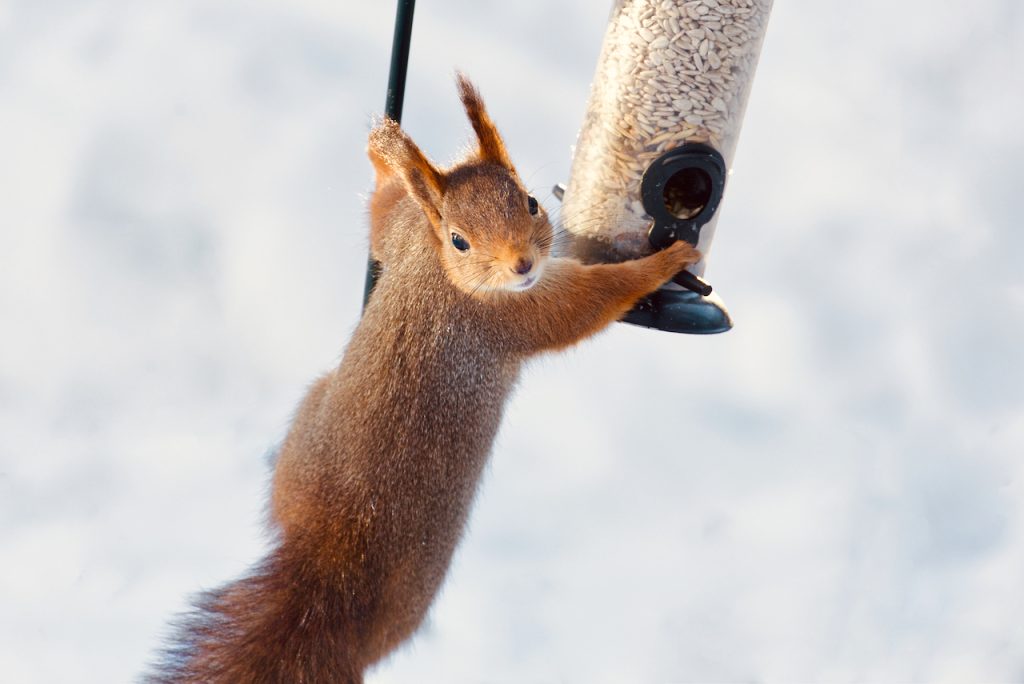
xmin=150 ymin=75 xmax=699 ymax=683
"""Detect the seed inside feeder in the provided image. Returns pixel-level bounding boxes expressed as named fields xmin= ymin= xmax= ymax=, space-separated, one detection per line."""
xmin=561 ymin=0 xmax=773 ymax=273
xmin=663 ymin=167 xmax=712 ymax=220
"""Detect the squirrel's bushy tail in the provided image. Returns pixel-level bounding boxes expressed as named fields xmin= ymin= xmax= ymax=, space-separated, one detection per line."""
xmin=149 ymin=538 xmax=361 ymax=684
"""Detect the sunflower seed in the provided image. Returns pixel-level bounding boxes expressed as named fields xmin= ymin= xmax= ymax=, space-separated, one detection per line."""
xmin=561 ymin=0 xmax=773 ymax=257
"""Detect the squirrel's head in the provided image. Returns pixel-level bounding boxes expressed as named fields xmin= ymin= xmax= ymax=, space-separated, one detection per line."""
xmin=368 ymin=74 xmax=554 ymax=297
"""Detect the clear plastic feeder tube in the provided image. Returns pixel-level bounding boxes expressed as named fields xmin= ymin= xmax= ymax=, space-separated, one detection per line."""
xmin=562 ymin=0 xmax=773 ymax=276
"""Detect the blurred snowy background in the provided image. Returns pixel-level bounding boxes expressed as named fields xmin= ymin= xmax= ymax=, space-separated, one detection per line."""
xmin=1 ymin=0 xmax=1022 ymax=681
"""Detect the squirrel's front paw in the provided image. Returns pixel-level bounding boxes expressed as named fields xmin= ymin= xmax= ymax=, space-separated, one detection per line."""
xmin=655 ymin=240 xmax=702 ymax=278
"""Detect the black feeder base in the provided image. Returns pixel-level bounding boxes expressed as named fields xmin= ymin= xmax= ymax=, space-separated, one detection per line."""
xmin=623 ymin=288 xmax=733 ymax=334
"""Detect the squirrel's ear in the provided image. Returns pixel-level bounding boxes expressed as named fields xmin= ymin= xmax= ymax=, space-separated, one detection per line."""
xmin=456 ymin=73 xmax=516 ymax=172
xmin=368 ymin=118 xmax=447 ymax=229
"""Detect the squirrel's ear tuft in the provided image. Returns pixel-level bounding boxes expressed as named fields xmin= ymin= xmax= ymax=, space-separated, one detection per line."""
xmin=456 ymin=73 xmax=515 ymax=172
xmin=368 ymin=118 xmax=447 ymax=228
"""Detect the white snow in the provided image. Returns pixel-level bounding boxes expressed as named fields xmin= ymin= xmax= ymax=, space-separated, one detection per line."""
xmin=1 ymin=0 xmax=1022 ymax=681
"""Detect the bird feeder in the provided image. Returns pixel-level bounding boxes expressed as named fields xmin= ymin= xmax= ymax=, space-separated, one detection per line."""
xmin=560 ymin=0 xmax=773 ymax=334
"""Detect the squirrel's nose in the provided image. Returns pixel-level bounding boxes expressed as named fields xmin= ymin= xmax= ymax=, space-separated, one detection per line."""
xmin=512 ymin=258 xmax=533 ymax=275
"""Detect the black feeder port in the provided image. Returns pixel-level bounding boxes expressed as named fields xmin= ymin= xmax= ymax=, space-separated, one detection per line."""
xmin=622 ymin=143 xmax=732 ymax=335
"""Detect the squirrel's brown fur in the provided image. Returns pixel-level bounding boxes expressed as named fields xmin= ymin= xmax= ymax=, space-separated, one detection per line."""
xmin=151 ymin=74 xmax=700 ymax=683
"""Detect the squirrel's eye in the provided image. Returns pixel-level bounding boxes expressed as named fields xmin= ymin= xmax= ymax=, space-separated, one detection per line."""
xmin=527 ymin=195 xmax=539 ymax=216
xmin=451 ymin=232 xmax=470 ymax=252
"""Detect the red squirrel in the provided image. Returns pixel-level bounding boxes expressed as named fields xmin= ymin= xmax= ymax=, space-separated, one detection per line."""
xmin=151 ymin=74 xmax=700 ymax=683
